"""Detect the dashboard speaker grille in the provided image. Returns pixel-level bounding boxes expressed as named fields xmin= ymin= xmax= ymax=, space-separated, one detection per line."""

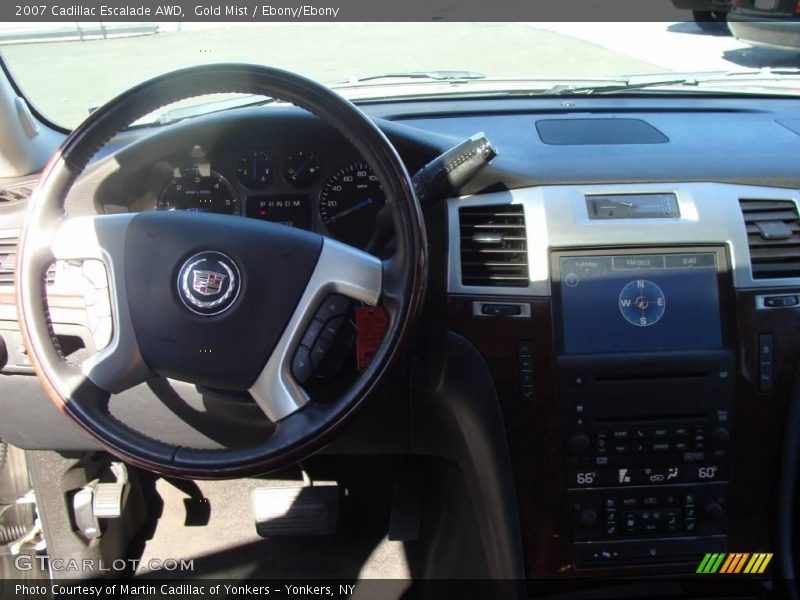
xmin=459 ymin=204 xmax=529 ymax=287
xmin=740 ymin=198 xmax=800 ymax=279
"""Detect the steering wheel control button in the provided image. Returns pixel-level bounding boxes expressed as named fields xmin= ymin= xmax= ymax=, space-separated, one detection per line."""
xmin=292 ymin=346 xmax=313 ymax=384
xmin=315 ymin=294 xmax=351 ymax=321
xmin=301 ymin=319 xmax=325 ymax=348
xmin=177 ymin=251 xmax=241 ymax=315
xmin=310 ymin=338 xmax=333 ymax=369
xmin=294 ymin=301 xmax=353 ymax=383
xmin=320 ymin=316 xmax=345 ymax=342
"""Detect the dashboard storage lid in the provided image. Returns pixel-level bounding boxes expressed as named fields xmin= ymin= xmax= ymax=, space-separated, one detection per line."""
xmin=740 ymin=198 xmax=800 ymax=279
xmin=535 ymin=118 xmax=669 ymax=145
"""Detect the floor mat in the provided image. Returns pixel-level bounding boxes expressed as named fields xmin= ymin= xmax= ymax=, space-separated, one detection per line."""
xmin=134 ymin=476 xmax=413 ymax=581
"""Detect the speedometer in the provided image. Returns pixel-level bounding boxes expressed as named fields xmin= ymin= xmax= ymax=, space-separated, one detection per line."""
xmin=157 ymin=168 xmax=239 ymax=214
xmin=318 ymin=162 xmax=385 ymax=249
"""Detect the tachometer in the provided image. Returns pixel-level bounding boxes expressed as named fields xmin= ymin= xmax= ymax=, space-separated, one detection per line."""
xmin=157 ymin=168 xmax=239 ymax=214
xmin=318 ymin=162 xmax=385 ymax=249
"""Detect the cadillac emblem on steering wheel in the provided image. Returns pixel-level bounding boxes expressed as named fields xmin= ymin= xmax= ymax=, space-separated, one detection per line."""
xmin=178 ymin=251 xmax=241 ymax=315
xmin=193 ymin=270 xmax=226 ymax=296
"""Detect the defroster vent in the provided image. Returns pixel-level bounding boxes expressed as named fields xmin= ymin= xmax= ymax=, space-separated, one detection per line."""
xmin=459 ymin=204 xmax=529 ymax=287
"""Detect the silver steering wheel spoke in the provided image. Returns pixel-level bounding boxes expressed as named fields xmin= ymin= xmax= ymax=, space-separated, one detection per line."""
xmin=248 ymin=238 xmax=383 ymax=422
xmin=51 ymin=214 xmax=151 ymax=393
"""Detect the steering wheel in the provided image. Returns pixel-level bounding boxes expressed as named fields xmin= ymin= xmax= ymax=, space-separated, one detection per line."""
xmin=16 ymin=64 xmax=427 ymax=478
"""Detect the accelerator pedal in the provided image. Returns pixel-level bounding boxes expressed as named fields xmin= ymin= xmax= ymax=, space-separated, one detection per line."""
xmin=252 ymin=484 xmax=340 ymax=537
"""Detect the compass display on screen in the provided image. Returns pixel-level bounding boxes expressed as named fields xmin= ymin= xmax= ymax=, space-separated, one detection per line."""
xmin=618 ymin=279 xmax=666 ymax=327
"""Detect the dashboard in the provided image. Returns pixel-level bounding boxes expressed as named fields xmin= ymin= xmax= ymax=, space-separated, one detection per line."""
xmin=6 ymin=95 xmax=800 ymax=587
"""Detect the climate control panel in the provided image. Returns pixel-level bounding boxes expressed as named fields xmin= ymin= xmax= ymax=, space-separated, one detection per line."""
xmin=567 ymin=421 xmax=731 ymax=490
xmin=570 ymin=483 xmax=727 ymax=542
xmin=558 ymin=349 xmax=736 ymax=568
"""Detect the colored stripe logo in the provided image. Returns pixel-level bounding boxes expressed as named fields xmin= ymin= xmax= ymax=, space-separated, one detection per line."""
xmin=697 ymin=553 xmax=773 ymax=574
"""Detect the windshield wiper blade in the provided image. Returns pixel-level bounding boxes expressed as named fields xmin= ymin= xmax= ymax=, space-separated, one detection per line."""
xmin=543 ymin=76 xmax=704 ymax=96
xmin=543 ymin=69 xmax=800 ymax=96
xmin=329 ymin=70 xmax=486 ymax=85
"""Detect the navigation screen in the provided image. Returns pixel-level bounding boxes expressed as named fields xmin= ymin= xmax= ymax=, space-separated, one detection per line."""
xmin=558 ymin=252 xmax=723 ymax=354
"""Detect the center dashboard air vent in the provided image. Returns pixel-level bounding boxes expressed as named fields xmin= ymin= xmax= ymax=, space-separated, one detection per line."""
xmin=740 ymin=198 xmax=800 ymax=279
xmin=459 ymin=204 xmax=529 ymax=287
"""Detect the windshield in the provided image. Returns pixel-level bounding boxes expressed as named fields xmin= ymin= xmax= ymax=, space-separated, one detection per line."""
xmin=2 ymin=21 xmax=799 ymax=129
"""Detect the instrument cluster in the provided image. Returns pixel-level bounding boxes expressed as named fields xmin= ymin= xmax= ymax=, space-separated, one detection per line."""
xmin=153 ymin=146 xmax=386 ymax=250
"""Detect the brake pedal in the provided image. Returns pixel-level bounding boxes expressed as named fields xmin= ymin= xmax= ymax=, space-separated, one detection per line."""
xmin=252 ymin=484 xmax=339 ymax=537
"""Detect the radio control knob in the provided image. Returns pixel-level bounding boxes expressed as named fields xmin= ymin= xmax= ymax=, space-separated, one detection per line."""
xmin=569 ymin=433 xmax=591 ymax=457
xmin=704 ymin=501 xmax=724 ymax=520
xmin=578 ymin=508 xmax=599 ymax=527
xmin=711 ymin=427 xmax=730 ymax=447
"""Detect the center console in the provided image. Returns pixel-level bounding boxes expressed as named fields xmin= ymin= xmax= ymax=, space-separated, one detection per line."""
xmin=553 ymin=247 xmax=735 ymax=567
xmin=446 ymin=182 xmax=800 ymax=583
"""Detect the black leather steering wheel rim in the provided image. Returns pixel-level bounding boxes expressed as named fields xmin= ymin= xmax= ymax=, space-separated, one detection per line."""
xmin=16 ymin=64 xmax=427 ymax=478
